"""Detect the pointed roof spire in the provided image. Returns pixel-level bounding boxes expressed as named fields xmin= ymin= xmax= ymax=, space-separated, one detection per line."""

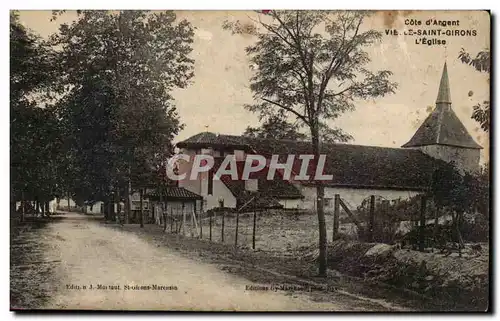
xmin=402 ymin=62 xmax=481 ymax=149
xmin=436 ymin=62 xmax=451 ymax=104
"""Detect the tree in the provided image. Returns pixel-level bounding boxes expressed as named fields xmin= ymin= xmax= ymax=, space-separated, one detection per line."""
xmin=244 ymin=114 xmax=353 ymax=143
xmin=224 ymin=10 xmax=396 ymax=275
xmin=430 ymin=161 xmax=490 ymax=250
xmin=243 ymin=115 xmax=307 ymax=140
xmin=51 ymin=10 xmax=195 ymax=222
xmin=10 ymin=11 xmax=61 ymax=219
xmin=459 ymin=48 xmax=490 ymax=132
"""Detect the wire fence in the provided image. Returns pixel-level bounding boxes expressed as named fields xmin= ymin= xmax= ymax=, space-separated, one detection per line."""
xmin=150 ymin=207 xmax=339 ymax=254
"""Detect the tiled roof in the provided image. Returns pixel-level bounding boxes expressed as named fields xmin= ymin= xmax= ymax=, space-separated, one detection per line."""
xmin=178 ymin=133 xmax=447 ymax=191
xmin=147 ymin=186 xmax=203 ymax=200
xmin=402 ymin=105 xmax=482 ymax=149
xmin=212 ymin=159 xmax=303 ymax=206
xmin=177 ymin=132 xmax=250 ymax=149
xmin=236 ymin=192 xmax=284 ymax=211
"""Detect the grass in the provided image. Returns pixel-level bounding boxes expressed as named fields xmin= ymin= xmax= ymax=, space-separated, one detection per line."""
xmin=175 ymin=210 xmax=340 ymax=254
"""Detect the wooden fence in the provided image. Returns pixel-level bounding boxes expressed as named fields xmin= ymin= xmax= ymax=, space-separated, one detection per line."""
xmin=149 ymin=193 xmax=429 ymax=252
xmin=152 ymin=205 xmax=262 ymax=250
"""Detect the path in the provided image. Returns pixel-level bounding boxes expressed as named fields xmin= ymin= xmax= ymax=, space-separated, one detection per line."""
xmin=13 ymin=212 xmax=392 ymax=311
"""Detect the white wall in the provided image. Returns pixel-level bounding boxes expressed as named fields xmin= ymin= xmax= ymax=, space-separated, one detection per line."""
xmin=177 ymin=149 xmax=237 ymax=210
xmin=113 ymin=202 xmax=125 ymax=213
xmin=86 ymin=201 xmax=104 ymax=214
xmin=58 ymin=198 xmax=76 ymax=207
xmin=48 ymin=198 xmax=58 ymax=212
xmin=204 ymin=179 xmax=237 ymax=210
xmin=177 ymin=148 xmax=202 ymax=195
xmin=278 ymin=199 xmax=302 ymax=209
xmin=129 ymin=192 xmax=150 ymax=210
xmin=299 ymin=186 xmax=420 ymax=211
xmin=410 ymin=145 xmax=480 ymax=174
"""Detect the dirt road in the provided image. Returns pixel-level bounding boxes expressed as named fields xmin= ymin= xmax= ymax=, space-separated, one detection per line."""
xmin=11 ymin=212 xmax=400 ymax=311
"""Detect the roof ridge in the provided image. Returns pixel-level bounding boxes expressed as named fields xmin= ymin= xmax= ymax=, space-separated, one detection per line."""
xmin=181 ymin=131 xmax=431 ymax=152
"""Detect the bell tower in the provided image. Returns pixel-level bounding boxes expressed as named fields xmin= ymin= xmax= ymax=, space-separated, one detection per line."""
xmin=402 ymin=62 xmax=482 ymax=173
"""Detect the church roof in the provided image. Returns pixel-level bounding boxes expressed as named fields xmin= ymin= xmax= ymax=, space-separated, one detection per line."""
xmin=402 ymin=63 xmax=482 ymax=149
xmin=178 ymin=133 xmax=446 ymax=191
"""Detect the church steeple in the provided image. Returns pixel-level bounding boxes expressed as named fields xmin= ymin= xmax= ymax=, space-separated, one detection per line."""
xmin=402 ymin=62 xmax=481 ymax=150
xmin=436 ymin=62 xmax=451 ymax=105
xmin=402 ymin=61 xmax=481 ymax=173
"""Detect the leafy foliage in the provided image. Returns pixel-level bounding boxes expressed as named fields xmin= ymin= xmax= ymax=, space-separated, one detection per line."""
xmin=243 ymin=115 xmax=307 ymax=140
xmin=11 ymin=10 xmax=196 ymax=217
xmin=10 ymin=11 xmax=61 ymax=205
xmin=224 ymin=10 xmax=396 ymax=275
xmin=243 ymin=115 xmax=353 ymax=143
xmin=50 ymin=10 xmax=195 ymax=203
xmin=225 ymin=11 xmax=397 ymax=131
xmin=458 ymin=48 xmax=490 ymax=132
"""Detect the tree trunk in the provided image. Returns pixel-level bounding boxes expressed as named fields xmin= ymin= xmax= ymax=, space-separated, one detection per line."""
xmin=434 ymin=206 xmax=439 ymax=247
xmin=35 ymin=197 xmax=40 ymax=217
xmin=116 ymin=187 xmax=121 ymax=223
xmin=125 ymin=179 xmax=130 ymax=224
xmin=45 ymin=202 xmax=50 ymax=216
xmin=160 ymin=188 xmax=167 ymax=232
xmin=21 ymin=191 xmax=25 ymax=223
xmin=311 ymin=127 xmax=327 ymax=277
xmin=10 ymin=199 xmax=15 ymax=216
xmin=41 ymin=200 xmax=45 ymax=217
xmin=140 ymin=188 xmax=144 ymax=228
xmin=10 ymin=186 xmax=15 ymax=216
xmin=67 ymin=191 xmax=70 ymax=211
xmin=108 ymin=193 xmax=115 ymax=221
xmin=457 ymin=211 xmax=465 ymax=249
xmin=451 ymin=211 xmax=464 ymax=251
xmin=419 ymin=195 xmax=427 ymax=252
xmin=125 ymin=166 xmax=131 ymax=224
xmin=369 ymin=195 xmax=375 ymax=242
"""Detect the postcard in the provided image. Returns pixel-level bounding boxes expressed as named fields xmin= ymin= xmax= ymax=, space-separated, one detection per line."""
xmin=10 ymin=10 xmax=490 ymax=311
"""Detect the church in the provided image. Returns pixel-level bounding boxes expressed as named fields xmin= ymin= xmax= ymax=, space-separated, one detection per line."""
xmin=175 ymin=63 xmax=482 ymax=211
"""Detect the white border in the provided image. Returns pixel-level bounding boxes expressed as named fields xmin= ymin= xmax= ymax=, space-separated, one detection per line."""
xmin=2 ymin=1 xmax=497 ymax=320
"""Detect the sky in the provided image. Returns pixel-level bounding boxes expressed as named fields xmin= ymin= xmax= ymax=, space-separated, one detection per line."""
xmin=17 ymin=10 xmax=490 ymax=162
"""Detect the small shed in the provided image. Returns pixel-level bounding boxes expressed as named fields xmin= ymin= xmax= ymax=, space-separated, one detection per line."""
xmin=84 ymin=200 xmax=104 ymax=215
xmin=146 ymin=186 xmax=203 ymax=226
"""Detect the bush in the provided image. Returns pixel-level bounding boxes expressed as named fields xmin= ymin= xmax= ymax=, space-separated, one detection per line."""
xmin=461 ymin=214 xmax=489 ymax=242
xmin=398 ymin=214 xmax=488 ymax=249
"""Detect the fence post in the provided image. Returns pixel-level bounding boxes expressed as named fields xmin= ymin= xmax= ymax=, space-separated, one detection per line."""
xmin=174 ymin=209 xmax=178 ymax=233
xmin=182 ymin=206 xmax=186 ymax=236
xmin=333 ymin=194 xmax=340 ymax=242
xmin=170 ymin=208 xmax=173 ymax=233
xmin=433 ymin=206 xmax=439 ymax=244
xmin=221 ymin=211 xmax=225 ymax=243
xmin=219 ymin=200 xmax=224 ymax=243
xmin=235 ymin=209 xmax=240 ymax=249
xmin=252 ymin=197 xmax=257 ymax=250
xmin=209 ymin=212 xmax=212 ymax=241
xmin=200 ymin=210 xmax=203 ymax=239
xmin=21 ymin=191 xmax=25 ymax=223
xmin=419 ymin=195 xmax=427 ymax=252
xmin=369 ymin=195 xmax=375 ymax=242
